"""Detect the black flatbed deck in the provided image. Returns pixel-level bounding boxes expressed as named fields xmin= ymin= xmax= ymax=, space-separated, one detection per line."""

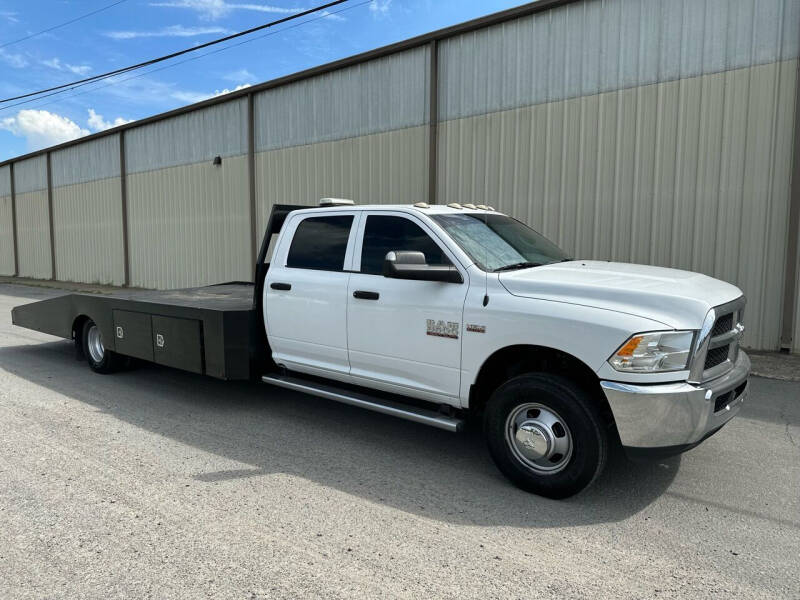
xmin=11 ymin=283 xmax=264 ymax=380
xmin=91 ymin=283 xmax=256 ymax=310
xmin=10 ymin=205 xmax=307 ymax=381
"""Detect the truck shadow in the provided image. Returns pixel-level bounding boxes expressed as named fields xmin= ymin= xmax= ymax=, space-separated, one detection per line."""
xmin=0 ymin=339 xmax=681 ymax=527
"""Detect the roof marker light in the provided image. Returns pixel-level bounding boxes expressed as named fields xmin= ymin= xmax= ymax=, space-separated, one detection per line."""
xmin=447 ymin=203 xmax=463 ymax=209
xmin=319 ymin=198 xmax=355 ymax=206
xmin=463 ymin=203 xmax=477 ymax=209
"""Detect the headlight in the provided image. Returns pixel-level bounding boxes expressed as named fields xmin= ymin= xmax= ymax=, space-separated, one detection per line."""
xmin=608 ymin=331 xmax=695 ymax=373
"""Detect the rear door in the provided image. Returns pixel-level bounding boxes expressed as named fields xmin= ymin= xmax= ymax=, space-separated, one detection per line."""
xmin=346 ymin=212 xmax=468 ymax=401
xmin=265 ymin=211 xmax=358 ymax=378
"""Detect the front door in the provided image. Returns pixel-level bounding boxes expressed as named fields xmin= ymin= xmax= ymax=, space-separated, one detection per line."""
xmin=346 ymin=212 xmax=468 ymax=401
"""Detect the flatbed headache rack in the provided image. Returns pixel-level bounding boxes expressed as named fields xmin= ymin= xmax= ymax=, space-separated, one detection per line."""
xmin=11 ymin=204 xmax=307 ymax=381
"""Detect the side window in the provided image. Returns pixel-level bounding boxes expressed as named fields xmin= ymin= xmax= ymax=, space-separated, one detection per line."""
xmin=286 ymin=215 xmax=354 ymax=271
xmin=360 ymin=215 xmax=450 ymax=275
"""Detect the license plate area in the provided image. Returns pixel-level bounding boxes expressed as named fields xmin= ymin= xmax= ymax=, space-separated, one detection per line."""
xmin=713 ymin=380 xmax=747 ymax=413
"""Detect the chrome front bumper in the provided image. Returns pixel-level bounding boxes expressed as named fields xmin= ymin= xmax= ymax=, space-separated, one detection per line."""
xmin=600 ymin=351 xmax=750 ymax=456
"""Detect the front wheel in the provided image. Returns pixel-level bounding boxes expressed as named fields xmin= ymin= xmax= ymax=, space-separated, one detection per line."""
xmin=484 ymin=373 xmax=608 ymax=499
xmin=82 ymin=320 xmax=125 ymax=374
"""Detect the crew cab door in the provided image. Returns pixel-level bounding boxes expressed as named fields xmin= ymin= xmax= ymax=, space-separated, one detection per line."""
xmin=346 ymin=212 xmax=468 ymax=401
xmin=265 ymin=211 xmax=357 ymax=378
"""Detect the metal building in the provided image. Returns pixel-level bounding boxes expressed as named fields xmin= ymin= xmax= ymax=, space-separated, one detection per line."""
xmin=0 ymin=0 xmax=799 ymax=353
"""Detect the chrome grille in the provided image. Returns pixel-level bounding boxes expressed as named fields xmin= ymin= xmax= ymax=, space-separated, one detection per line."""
xmin=688 ymin=296 xmax=745 ymax=384
xmin=704 ymin=344 xmax=730 ymax=369
xmin=711 ymin=313 xmax=733 ymax=337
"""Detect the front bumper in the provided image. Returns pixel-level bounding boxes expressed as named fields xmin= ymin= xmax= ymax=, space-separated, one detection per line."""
xmin=600 ymin=351 xmax=750 ymax=458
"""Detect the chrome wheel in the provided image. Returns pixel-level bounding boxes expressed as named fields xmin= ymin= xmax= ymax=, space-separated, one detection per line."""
xmin=505 ymin=402 xmax=573 ymax=474
xmin=86 ymin=324 xmax=105 ymax=364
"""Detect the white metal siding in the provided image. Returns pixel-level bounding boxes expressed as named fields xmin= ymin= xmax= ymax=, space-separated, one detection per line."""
xmin=439 ymin=0 xmax=800 ymax=121
xmin=50 ymin=135 xmax=125 ymax=284
xmin=0 ymin=195 xmax=12 ymax=276
xmin=127 ymin=155 xmax=251 ymax=289
xmin=254 ymin=46 xmax=429 ymax=152
xmin=0 ymin=166 xmax=12 ymax=275
xmin=15 ymin=190 xmax=51 ymax=279
xmin=14 ymin=155 xmax=47 ymax=194
xmin=437 ymin=0 xmax=800 ymax=351
xmin=125 ymin=99 xmax=248 ymax=175
xmin=255 ymin=126 xmax=428 ymax=236
xmin=52 ymin=179 xmax=124 ymax=285
xmin=51 ymin=135 xmax=120 ymax=187
xmin=439 ymin=59 xmax=797 ymax=350
xmin=0 ymin=165 xmax=9 ymax=197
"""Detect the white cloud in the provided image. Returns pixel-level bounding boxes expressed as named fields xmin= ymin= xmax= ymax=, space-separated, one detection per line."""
xmin=149 ymin=1 xmax=343 ymax=21
xmin=42 ymin=58 xmax=92 ymax=76
xmin=150 ymin=0 xmax=302 ymax=20
xmin=171 ymin=83 xmax=251 ymax=104
xmin=87 ymin=109 xmax=133 ymax=132
xmin=0 ymin=10 xmax=18 ymax=23
xmin=369 ymin=0 xmax=391 ymax=16
xmin=105 ymin=25 xmax=229 ymax=39
xmin=0 ymin=110 xmax=89 ymax=151
xmin=223 ymin=68 xmax=256 ymax=84
xmin=0 ymin=48 xmax=27 ymax=68
xmin=317 ymin=10 xmax=345 ymax=22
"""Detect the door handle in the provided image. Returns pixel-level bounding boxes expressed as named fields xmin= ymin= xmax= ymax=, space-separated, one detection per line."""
xmin=353 ymin=290 xmax=379 ymax=300
xmin=270 ymin=282 xmax=291 ymax=291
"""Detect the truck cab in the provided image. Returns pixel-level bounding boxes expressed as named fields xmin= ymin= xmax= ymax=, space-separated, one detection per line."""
xmin=263 ymin=201 xmax=750 ymax=498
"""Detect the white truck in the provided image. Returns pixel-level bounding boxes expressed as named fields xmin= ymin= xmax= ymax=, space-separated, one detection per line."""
xmin=12 ymin=200 xmax=750 ymax=498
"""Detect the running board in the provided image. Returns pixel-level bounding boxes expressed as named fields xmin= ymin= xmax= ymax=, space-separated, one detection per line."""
xmin=261 ymin=374 xmax=464 ymax=432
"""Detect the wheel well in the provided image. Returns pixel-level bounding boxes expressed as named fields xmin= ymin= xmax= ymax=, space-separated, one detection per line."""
xmin=72 ymin=315 xmax=90 ymax=358
xmin=72 ymin=315 xmax=91 ymax=340
xmin=470 ymin=345 xmax=615 ymax=427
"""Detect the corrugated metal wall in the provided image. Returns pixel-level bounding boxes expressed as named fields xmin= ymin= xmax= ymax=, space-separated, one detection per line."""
xmin=437 ymin=0 xmax=800 ymax=350
xmin=795 ymin=249 xmax=800 ymax=353
xmin=0 ymin=0 xmax=799 ymax=351
xmin=125 ymin=99 xmax=251 ymax=288
xmin=0 ymin=165 xmax=13 ymax=275
xmin=13 ymin=155 xmax=51 ymax=280
xmin=253 ymin=46 xmax=431 ymax=236
xmin=51 ymin=135 xmax=125 ymax=285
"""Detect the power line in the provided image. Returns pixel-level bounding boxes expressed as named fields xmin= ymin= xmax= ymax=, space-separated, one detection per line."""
xmin=0 ymin=0 xmax=350 ymax=105
xmin=0 ymin=0 xmax=371 ymax=115
xmin=0 ymin=0 xmax=130 ymax=50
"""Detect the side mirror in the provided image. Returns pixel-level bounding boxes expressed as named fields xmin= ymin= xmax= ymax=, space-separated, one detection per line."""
xmin=382 ymin=251 xmax=463 ymax=283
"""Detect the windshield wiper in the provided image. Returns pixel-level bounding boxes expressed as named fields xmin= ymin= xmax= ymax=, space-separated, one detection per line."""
xmin=493 ymin=262 xmax=542 ymax=272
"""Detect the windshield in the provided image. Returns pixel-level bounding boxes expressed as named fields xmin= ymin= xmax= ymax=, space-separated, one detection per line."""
xmin=431 ymin=213 xmax=570 ymax=272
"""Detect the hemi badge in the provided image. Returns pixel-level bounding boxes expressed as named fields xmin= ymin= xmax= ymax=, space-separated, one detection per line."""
xmin=466 ymin=324 xmax=486 ymax=333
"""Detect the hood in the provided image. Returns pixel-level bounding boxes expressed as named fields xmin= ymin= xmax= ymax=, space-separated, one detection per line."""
xmin=498 ymin=260 xmax=743 ymax=330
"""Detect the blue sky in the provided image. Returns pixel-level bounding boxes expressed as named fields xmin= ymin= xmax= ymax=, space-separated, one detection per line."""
xmin=0 ymin=0 xmax=527 ymax=161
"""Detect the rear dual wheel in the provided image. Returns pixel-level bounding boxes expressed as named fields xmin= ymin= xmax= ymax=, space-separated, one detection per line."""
xmin=82 ymin=319 xmax=125 ymax=374
xmin=484 ymin=373 xmax=608 ymax=499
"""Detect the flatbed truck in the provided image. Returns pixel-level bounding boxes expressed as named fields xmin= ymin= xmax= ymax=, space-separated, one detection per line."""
xmin=11 ymin=199 xmax=750 ymax=498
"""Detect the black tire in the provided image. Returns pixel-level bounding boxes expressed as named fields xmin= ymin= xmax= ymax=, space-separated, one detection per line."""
xmin=484 ymin=373 xmax=607 ymax=499
xmin=82 ymin=319 xmax=125 ymax=374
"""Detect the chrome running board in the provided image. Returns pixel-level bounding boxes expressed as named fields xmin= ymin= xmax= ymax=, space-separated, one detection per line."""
xmin=261 ymin=374 xmax=463 ymax=432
